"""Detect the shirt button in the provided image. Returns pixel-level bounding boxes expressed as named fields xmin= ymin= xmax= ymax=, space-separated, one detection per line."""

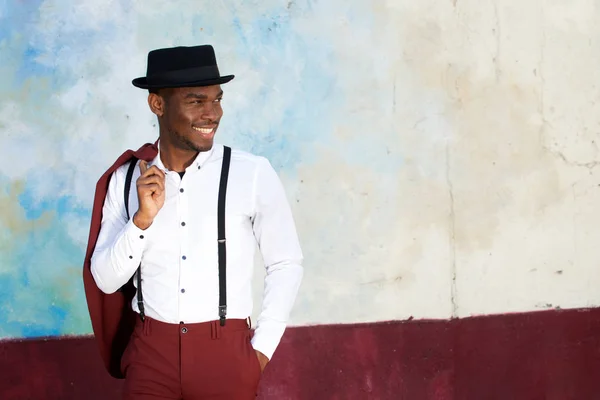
xmin=181 ymin=288 xmax=185 ymax=293
xmin=181 ymin=222 xmax=186 ymax=226
xmin=182 ymin=255 xmax=187 ymax=260
xmin=180 ymin=188 xmax=184 ymax=193
xmin=181 ymin=327 xmax=188 ymax=334
xmin=129 ymin=255 xmax=133 ymax=259
xmin=139 ymin=235 xmax=144 ymax=239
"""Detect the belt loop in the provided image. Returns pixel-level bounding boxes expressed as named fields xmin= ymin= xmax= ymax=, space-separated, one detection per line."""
xmin=143 ymin=317 xmax=151 ymax=336
xmin=247 ymin=316 xmax=252 ymax=330
xmin=210 ymin=321 xmax=222 ymax=340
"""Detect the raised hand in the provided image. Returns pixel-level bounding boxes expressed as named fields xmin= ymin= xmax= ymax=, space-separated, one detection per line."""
xmin=133 ymin=160 xmax=166 ymax=230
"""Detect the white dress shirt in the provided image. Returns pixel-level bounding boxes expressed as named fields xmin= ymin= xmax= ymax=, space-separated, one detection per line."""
xmin=90 ymin=142 xmax=304 ymax=360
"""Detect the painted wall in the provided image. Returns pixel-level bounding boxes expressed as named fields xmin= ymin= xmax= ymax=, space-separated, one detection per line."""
xmin=4 ymin=308 xmax=600 ymax=399
xmin=1 ymin=0 xmax=599 ymax=342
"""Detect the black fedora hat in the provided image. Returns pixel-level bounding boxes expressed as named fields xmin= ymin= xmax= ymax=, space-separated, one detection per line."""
xmin=132 ymin=45 xmax=234 ymax=89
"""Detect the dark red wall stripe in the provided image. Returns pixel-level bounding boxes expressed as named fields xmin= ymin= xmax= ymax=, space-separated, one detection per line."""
xmin=2 ymin=307 xmax=600 ymax=399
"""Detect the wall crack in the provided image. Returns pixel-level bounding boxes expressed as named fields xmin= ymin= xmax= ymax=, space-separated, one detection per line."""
xmin=446 ymin=139 xmax=458 ymax=318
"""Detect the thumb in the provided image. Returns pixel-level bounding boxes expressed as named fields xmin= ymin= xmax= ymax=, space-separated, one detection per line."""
xmin=139 ymin=160 xmax=148 ymax=175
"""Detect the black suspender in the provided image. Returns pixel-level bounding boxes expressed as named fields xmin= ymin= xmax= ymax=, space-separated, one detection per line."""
xmin=217 ymin=146 xmax=231 ymax=326
xmin=122 ymin=146 xmax=232 ymax=325
xmin=124 ymin=159 xmax=145 ymax=321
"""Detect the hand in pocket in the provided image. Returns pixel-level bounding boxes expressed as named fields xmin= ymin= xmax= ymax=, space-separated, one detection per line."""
xmin=254 ymin=350 xmax=269 ymax=373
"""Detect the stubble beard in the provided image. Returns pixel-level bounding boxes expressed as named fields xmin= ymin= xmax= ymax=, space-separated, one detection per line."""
xmin=172 ymin=128 xmax=213 ymax=153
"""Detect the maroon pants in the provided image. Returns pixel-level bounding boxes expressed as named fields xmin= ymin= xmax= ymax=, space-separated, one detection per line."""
xmin=120 ymin=316 xmax=262 ymax=399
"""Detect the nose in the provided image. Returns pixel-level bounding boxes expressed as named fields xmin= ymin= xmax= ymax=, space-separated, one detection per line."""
xmin=202 ymin=102 xmax=219 ymax=121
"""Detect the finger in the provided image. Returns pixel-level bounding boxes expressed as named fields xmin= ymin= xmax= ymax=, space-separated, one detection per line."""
xmin=137 ymin=174 xmax=164 ymax=184
xmin=146 ymin=165 xmax=165 ymax=178
xmin=138 ymin=162 xmax=164 ymax=178
xmin=139 ymin=160 xmax=149 ymax=175
xmin=139 ymin=183 xmax=163 ymax=195
xmin=137 ymin=175 xmax=165 ymax=191
xmin=140 ymin=165 xmax=166 ymax=181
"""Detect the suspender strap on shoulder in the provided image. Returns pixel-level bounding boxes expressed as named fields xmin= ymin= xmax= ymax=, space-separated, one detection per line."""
xmin=124 ymin=147 xmax=232 ymax=326
xmin=218 ymin=146 xmax=232 ymax=326
xmin=124 ymin=158 xmax=145 ymax=322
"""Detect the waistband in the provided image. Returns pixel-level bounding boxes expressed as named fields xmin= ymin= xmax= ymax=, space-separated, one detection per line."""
xmin=135 ymin=316 xmax=251 ymax=339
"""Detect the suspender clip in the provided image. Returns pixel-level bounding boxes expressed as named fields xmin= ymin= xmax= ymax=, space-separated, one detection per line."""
xmin=219 ymin=305 xmax=227 ymax=326
xmin=138 ymin=300 xmax=145 ymax=321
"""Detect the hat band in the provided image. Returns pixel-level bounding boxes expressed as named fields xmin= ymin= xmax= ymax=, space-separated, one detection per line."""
xmin=147 ymin=65 xmax=220 ymax=84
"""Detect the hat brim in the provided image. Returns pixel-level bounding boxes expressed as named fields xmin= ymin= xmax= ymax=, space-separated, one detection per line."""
xmin=131 ymin=75 xmax=235 ymax=89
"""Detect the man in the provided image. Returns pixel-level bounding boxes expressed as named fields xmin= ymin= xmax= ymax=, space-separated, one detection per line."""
xmin=82 ymin=45 xmax=304 ymax=399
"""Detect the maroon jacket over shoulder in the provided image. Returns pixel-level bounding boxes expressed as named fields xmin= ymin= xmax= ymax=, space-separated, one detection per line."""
xmin=82 ymin=141 xmax=158 ymax=379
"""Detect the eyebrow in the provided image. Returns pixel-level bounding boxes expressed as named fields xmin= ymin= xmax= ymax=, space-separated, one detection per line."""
xmin=184 ymin=90 xmax=224 ymax=100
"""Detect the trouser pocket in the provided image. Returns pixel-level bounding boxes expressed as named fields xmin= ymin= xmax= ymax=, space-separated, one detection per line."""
xmin=244 ymin=330 xmax=262 ymax=387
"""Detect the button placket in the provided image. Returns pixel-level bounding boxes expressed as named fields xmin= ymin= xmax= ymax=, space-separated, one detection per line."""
xmin=178 ymin=177 xmax=190 ymax=320
xmin=179 ymin=185 xmax=187 ymax=228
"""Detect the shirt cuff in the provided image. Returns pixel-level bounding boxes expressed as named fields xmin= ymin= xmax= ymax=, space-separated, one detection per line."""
xmin=122 ymin=217 xmax=154 ymax=256
xmin=250 ymin=319 xmax=287 ymax=360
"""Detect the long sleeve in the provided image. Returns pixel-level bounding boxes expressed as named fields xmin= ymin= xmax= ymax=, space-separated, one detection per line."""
xmin=90 ymin=165 xmax=155 ymax=294
xmin=250 ymin=157 xmax=304 ymax=360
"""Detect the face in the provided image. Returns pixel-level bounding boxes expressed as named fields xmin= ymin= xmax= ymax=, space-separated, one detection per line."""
xmin=149 ymin=85 xmax=224 ymax=152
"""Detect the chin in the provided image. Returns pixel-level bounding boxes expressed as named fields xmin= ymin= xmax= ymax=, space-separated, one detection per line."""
xmin=179 ymin=136 xmax=213 ymax=153
xmin=192 ymin=140 xmax=214 ymax=152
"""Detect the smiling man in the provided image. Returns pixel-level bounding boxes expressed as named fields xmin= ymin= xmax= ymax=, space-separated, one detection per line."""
xmin=82 ymin=45 xmax=304 ymax=399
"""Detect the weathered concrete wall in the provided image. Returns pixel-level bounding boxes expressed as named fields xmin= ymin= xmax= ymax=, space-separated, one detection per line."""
xmin=3 ymin=0 xmax=599 ymax=339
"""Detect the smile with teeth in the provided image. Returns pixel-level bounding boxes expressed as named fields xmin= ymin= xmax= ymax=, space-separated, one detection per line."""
xmin=193 ymin=126 xmax=214 ymax=134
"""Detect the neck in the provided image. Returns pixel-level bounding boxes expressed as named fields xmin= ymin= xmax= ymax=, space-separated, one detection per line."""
xmin=158 ymin=134 xmax=198 ymax=173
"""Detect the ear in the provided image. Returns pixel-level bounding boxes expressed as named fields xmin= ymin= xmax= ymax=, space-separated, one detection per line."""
xmin=148 ymin=93 xmax=165 ymax=117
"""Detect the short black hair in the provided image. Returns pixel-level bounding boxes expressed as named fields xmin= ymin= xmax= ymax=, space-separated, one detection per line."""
xmin=148 ymin=88 xmax=173 ymax=99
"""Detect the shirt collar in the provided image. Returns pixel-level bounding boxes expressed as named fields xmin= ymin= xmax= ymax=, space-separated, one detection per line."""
xmin=150 ymin=139 xmax=218 ymax=172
